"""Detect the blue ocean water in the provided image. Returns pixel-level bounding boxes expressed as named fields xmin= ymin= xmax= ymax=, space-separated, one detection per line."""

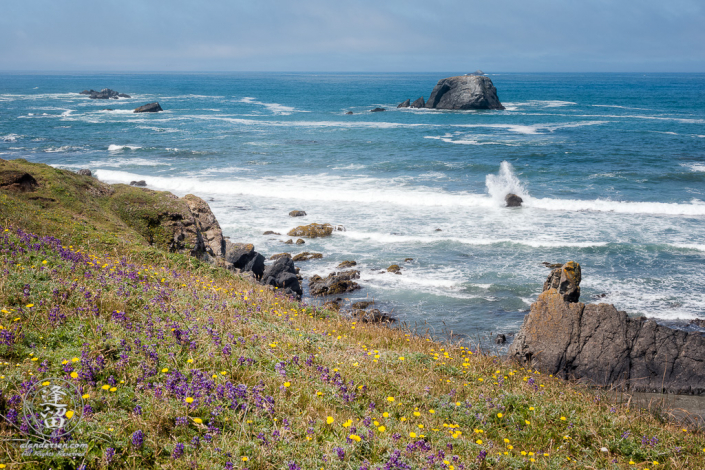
xmin=1 ymin=72 xmax=704 ymax=340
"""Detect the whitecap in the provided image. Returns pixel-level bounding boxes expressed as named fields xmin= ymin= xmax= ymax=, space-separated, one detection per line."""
xmin=238 ymin=97 xmax=304 ymax=116
xmin=1 ymin=134 xmax=22 ymax=143
xmin=108 ymin=144 xmax=142 ymax=152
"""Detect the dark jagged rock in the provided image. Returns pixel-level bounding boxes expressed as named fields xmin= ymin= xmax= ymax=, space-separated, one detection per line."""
xmin=289 ymin=210 xmax=307 ymax=217
xmin=295 ymin=239 xmax=305 ymax=245
xmin=225 ymin=242 xmax=265 ymax=279
xmin=542 ymin=262 xmax=563 ymax=269
xmin=505 ymin=193 xmax=523 ymax=207
xmin=352 ymin=308 xmax=395 ymax=323
xmin=425 ymin=75 xmax=504 ymax=110
xmin=543 ymin=261 xmax=581 ymax=303
xmin=410 ymin=97 xmax=425 ymax=108
xmin=370 ymin=108 xmax=386 ymax=112
xmin=397 ymin=99 xmax=411 ymax=108
xmin=292 ymin=252 xmax=322 ymax=262
xmin=263 ymin=231 xmax=281 ymax=235
xmin=338 ymin=260 xmax=357 ymax=268
xmin=434 ymin=228 xmax=442 ymax=232
xmin=509 ymin=262 xmax=705 ymax=395
xmin=134 ymin=102 xmax=163 ymax=113
xmin=77 ymin=169 xmax=92 ymax=177
xmin=404 ymin=258 xmax=414 ymax=262
xmin=83 ymin=88 xmax=131 ymax=99
xmin=261 ymin=256 xmax=302 ymax=298
xmin=130 ymin=180 xmax=147 ymax=187
xmin=284 ymin=239 xmax=294 ymax=245
xmin=0 ymin=171 xmax=39 ymax=192
xmin=184 ymin=194 xmax=226 ymax=259
xmin=288 ymin=223 xmax=333 ymax=238
xmin=690 ymin=319 xmax=705 ymax=328
xmin=495 ymin=334 xmax=507 ymax=344
xmin=309 ymin=270 xmax=361 ymax=297
xmin=345 ymin=111 xmax=353 ymax=115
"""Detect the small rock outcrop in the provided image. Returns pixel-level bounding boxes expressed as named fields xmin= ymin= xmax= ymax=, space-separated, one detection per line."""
xmin=397 ymin=99 xmax=411 ymax=108
xmin=309 ymin=270 xmax=361 ymax=297
xmin=370 ymin=108 xmax=386 ymax=113
xmin=81 ymin=88 xmax=131 ymax=99
xmin=505 ymin=194 xmax=523 ymax=207
xmin=269 ymin=253 xmax=291 ymax=261
xmin=224 ymin=243 xmax=265 ymax=279
xmin=130 ymin=180 xmax=147 ymax=187
xmin=77 ymin=169 xmax=92 ymax=177
xmin=289 ymin=210 xmax=307 ymax=217
xmin=134 ymin=102 xmax=163 ymax=113
xmin=352 ymin=308 xmax=395 ymax=323
xmin=345 ymin=111 xmax=353 ymax=115
xmin=295 ymin=239 xmax=305 ymax=245
xmin=410 ymin=97 xmax=425 ymax=108
xmin=543 ymin=261 xmax=581 ymax=303
xmin=386 ymin=264 xmax=401 ymax=274
xmin=292 ymin=252 xmax=322 ymax=262
xmin=509 ymin=262 xmax=705 ymax=395
xmin=338 ymin=260 xmax=357 ymax=268
xmin=263 ymin=231 xmax=281 ymax=235
xmin=424 ymin=76 xmax=504 ymax=110
xmin=288 ymin=223 xmax=334 ymax=238
xmin=323 ymin=299 xmax=342 ymax=311
xmin=352 ymin=301 xmax=373 ymax=310
xmin=262 ymin=256 xmax=302 ymax=298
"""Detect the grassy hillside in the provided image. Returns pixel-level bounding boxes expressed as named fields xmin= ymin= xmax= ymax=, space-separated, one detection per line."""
xmin=0 ymin=159 xmax=703 ymax=469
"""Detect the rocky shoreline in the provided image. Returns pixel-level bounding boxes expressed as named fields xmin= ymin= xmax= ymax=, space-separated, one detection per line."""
xmin=510 ymin=262 xmax=705 ymax=396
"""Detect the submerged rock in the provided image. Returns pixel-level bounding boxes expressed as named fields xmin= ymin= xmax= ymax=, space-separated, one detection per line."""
xmin=509 ymin=262 xmax=705 ymax=395
xmin=263 ymin=231 xmax=281 ymax=235
xmin=370 ymin=107 xmax=386 ymax=112
xmin=345 ymin=111 xmax=353 ymax=115
xmin=309 ymin=270 xmax=361 ymax=297
xmin=288 ymin=223 xmax=334 ymax=238
xmin=425 ymin=75 xmax=504 ymax=110
xmin=134 ymin=102 xmax=163 ymax=113
xmin=505 ymin=193 xmax=523 ymax=207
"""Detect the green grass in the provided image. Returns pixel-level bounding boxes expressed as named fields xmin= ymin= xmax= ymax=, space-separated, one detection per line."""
xmin=0 ymin=159 xmax=704 ymax=469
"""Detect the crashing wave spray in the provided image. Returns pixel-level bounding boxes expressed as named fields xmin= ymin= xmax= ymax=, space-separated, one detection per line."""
xmin=485 ymin=161 xmax=528 ymax=205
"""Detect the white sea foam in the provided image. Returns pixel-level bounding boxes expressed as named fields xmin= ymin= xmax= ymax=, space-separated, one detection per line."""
xmin=1 ymin=134 xmax=22 ymax=143
xmin=43 ymin=145 xmax=83 ymax=153
xmin=682 ymin=163 xmax=705 ymax=172
xmin=331 ymin=164 xmax=367 ymax=170
xmin=670 ymin=243 xmax=705 ymax=252
xmin=239 ymin=97 xmax=303 ymax=115
xmin=108 ymin=144 xmax=142 ymax=152
xmin=503 ymin=100 xmax=577 ymax=108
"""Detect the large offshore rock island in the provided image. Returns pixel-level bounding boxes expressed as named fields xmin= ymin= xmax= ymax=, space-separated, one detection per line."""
xmin=399 ymin=74 xmax=505 ymax=110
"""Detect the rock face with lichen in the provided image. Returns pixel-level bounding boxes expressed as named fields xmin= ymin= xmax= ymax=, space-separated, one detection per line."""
xmin=309 ymin=270 xmax=361 ymax=297
xmin=287 ymin=223 xmax=334 ymax=238
xmin=509 ymin=261 xmax=705 ymax=395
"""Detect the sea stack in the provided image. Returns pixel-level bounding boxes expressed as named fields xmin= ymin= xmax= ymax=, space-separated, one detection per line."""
xmin=425 ymin=75 xmax=504 ymax=110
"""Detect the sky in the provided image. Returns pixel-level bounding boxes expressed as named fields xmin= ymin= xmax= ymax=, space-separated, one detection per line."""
xmin=2 ymin=0 xmax=704 ymax=72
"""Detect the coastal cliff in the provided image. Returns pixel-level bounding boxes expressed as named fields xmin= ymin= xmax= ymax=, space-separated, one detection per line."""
xmin=510 ymin=262 xmax=705 ymax=395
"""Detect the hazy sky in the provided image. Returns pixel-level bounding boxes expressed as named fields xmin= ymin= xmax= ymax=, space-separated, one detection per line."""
xmin=2 ymin=0 xmax=704 ymax=72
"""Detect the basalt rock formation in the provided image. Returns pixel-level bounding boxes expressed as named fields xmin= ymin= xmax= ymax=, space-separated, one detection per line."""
xmin=81 ymin=88 xmax=131 ymax=99
xmin=425 ymin=76 xmax=504 ymax=110
xmin=410 ymin=97 xmax=425 ymax=108
xmin=505 ymin=194 xmax=523 ymax=207
xmin=134 ymin=102 xmax=163 ymax=113
xmin=309 ymin=270 xmax=361 ymax=297
xmin=509 ymin=261 xmax=705 ymax=395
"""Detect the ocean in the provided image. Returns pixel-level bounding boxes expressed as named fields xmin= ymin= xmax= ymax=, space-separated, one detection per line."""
xmin=1 ymin=72 xmax=704 ymax=342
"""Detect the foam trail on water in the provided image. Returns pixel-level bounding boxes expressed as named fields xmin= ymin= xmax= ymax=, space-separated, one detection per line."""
xmin=108 ymin=144 xmax=142 ymax=151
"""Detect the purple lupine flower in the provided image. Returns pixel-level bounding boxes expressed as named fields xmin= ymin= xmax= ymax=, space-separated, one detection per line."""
xmin=334 ymin=447 xmax=345 ymax=461
xmin=132 ymin=430 xmax=144 ymax=448
xmin=105 ymin=447 xmax=116 ymax=462
xmin=172 ymin=443 xmax=184 ymax=459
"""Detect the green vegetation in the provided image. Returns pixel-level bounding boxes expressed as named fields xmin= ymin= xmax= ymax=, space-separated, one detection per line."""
xmin=0 ymin=159 xmax=704 ymax=469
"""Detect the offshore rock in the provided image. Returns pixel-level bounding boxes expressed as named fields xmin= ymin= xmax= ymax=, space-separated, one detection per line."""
xmin=292 ymin=252 xmax=322 ymax=262
xmin=130 ymin=180 xmax=147 ymax=187
xmin=338 ymin=260 xmax=357 ymax=268
xmin=397 ymin=99 xmax=411 ymax=108
xmin=82 ymin=88 xmax=131 ymax=99
xmin=262 ymin=256 xmax=302 ymax=298
xmin=352 ymin=308 xmax=395 ymax=323
xmin=425 ymin=75 xmax=504 ymax=110
xmin=386 ymin=264 xmax=401 ymax=274
xmin=295 ymin=239 xmax=305 ymax=245
xmin=543 ymin=261 xmax=581 ymax=303
xmin=289 ymin=210 xmax=307 ymax=217
xmin=288 ymin=223 xmax=334 ymax=238
xmin=370 ymin=107 xmax=386 ymax=112
xmin=77 ymin=169 xmax=93 ymax=177
xmin=134 ymin=102 xmax=163 ymax=113
xmin=509 ymin=265 xmax=705 ymax=395
xmin=410 ymin=97 xmax=425 ymax=108
xmin=309 ymin=270 xmax=361 ymax=297
xmin=505 ymin=193 xmax=523 ymax=207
